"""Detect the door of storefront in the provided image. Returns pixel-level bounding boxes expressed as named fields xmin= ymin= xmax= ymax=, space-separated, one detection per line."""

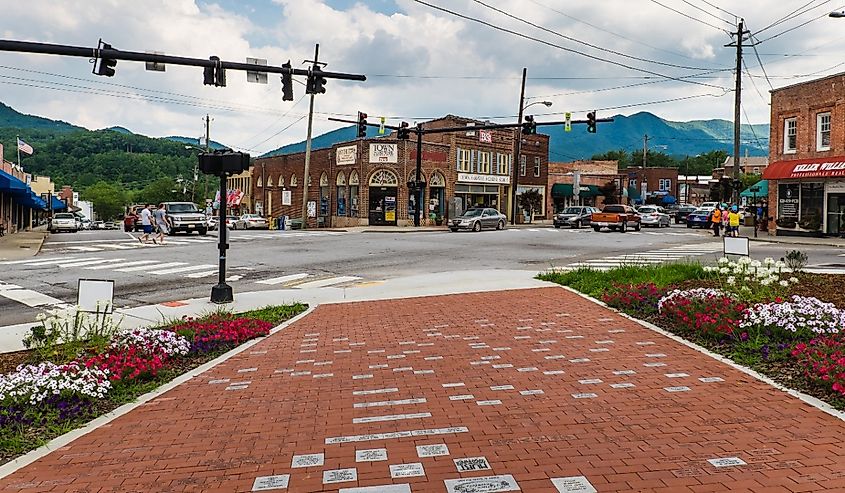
xmin=369 ymin=187 xmax=397 ymax=226
xmin=827 ymin=193 xmax=845 ymax=236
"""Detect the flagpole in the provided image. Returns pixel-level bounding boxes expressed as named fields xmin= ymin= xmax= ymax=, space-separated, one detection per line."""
xmin=16 ymin=135 xmax=20 ymax=171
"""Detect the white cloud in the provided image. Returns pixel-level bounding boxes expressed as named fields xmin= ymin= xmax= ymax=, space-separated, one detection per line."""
xmin=0 ymin=0 xmax=843 ymax=154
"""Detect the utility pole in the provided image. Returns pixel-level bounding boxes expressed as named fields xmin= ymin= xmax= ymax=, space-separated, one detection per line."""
xmin=643 ymin=134 xmax=649 ymax=168
xmin=728 ymin=19 xmax=748 ymax=204
xmin=301 ymin=44 xmax=319 ymax=230
xmin=511 ymin=67 xmax=527 ymax=225
xmin=197 ymin=114 xmax=210 ymax=204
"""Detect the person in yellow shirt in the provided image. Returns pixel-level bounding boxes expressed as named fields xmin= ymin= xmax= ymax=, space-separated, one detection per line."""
xmin=728 ymin=205 xmax=741 ymax=237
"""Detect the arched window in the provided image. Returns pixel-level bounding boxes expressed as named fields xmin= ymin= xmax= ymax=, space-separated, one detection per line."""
xmin=349 ymin=170 xmax=360 ymax=185
xmin=266 ymin=176 xmax=274 ymax=188
xmin=429 ymin=171 xmax=446 ymax=187
xmin=290 ymin=174 xmax=298 ymax=187
xmin=348 ymin=171 xmax=360 ymax=217
xmin=320 ymin=172 xmax=329 ymax=187
xmin=257 ymin=176 xmax=263 ymax=188
xmin=276 ymin=173 xmax=284 ymax=188
xmin=369 ymin=169 xmax=398 ymax=186
xmin=336 ymin=172 xmax=347 ymax=186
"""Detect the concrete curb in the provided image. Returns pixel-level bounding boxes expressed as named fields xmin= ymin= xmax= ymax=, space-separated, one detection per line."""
xmin=749 ymin=236 xmax=845 ymax=248
xmin=558 ymin=284 xmax=845 ymax=423
xmin=0 ymin=305 xmax=317 ymax=479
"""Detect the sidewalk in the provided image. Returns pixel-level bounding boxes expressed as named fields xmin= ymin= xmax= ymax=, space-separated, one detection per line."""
xmin=0 ymin=229 xmax=47 ymax=261
xmin=3 ymin=286 xmax=845 ymax=492
xmin=739 ymin=226 xmax=845 ymax=248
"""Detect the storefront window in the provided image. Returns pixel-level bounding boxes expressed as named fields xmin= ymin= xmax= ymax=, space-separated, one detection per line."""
xmin=799 ymin=182 xmax=824 ymax=231
xmin=337 ymin=186 xmax=347 ymax=216
xmin=350 ymin=185 xmax=359 ymax=217
xmin=776 ymin=183 xmax=799 ymax=229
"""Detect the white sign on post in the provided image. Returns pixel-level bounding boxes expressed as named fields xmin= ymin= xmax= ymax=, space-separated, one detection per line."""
xmin=77 ymin=279 xmax=114 ymax=314
xmin=723 ymin=236 xmax=749 ymax=256
xmin=282 ymin=190 xmax=292 ymax=206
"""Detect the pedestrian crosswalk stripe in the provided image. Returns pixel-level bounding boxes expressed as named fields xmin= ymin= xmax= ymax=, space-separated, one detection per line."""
xmin=177 ymin=238 xmax=214 ymax=243
xmin=183 ymin=270 xmax=219 ymax=279
xmin=20 ymin=257 xmax=103 ymax=267
xmin=67 ymin=246 xmax=103 ymax=252
xmin=296 ymin=276 xmax=362 ymax=289
xmin=151 ymin=264 xmax=216 ymax=275
xmin=59 ymin=259 xmax=126 ymax=268
xmin=0 ymin=256 xmax=81 ymax=265
xmin=85 ymin=259 xmax=157 ymax=270
xmin=95 ymin=243 xmax=139 ymax=250
xmin=114 ymin=261 xmax=186 ymax=273
xmin=256 ymin=273 xmax=310 ymax=285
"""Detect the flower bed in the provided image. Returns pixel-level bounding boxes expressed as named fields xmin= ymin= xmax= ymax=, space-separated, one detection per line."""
xmin=541 ymin=261 xmax=845 ymax=410
xmin=0 ymin=303 xmax=306 ymax=464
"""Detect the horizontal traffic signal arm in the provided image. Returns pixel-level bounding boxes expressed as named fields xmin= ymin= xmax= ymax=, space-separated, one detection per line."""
xmin=329 ymin=116 xmax=614 ymax=135
xmin=0 ymin=39 xmax=367 ymax=82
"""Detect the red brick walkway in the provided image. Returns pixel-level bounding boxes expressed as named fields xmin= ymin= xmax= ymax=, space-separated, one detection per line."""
xmin=3 ymin=286 xmax=845 ymax=492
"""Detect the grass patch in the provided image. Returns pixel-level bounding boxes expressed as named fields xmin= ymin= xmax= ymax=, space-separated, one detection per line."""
xmin=538 ymin=262 xmax=711 ymax=298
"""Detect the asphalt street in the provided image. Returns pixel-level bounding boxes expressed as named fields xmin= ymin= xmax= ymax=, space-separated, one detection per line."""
xmin=0 ymin=224 xmax=842 ymax=327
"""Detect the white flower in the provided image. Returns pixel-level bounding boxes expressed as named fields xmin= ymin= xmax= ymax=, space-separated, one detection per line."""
xmin=718 ymin=257 xmax=730 ymax=264
xmin=726 ymin=276 xmax=736 ymax=285
xmin=750 ymin=260 xmax=762 ymax=268
xmin=790 ymin=277 xmax=799 ymax=284
xmin=764 ymin=257 xmax=776 ymax=265
xmin=779 ymin=280 xmax=789 ymax=287
xmin=719 ymin=267 xmax=729 ymax=274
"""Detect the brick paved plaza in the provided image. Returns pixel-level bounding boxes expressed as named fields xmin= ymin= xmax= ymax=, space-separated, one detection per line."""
xmin=2 ymin=286 xmax=845 ymax=492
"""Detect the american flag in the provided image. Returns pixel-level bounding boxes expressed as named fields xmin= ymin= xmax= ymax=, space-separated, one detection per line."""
xmin=17 ymin=138 xmax=33 ymax=155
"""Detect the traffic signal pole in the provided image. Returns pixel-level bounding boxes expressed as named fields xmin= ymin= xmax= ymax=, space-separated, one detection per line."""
xmin=211 ymin=171 xmax=232 ymax=304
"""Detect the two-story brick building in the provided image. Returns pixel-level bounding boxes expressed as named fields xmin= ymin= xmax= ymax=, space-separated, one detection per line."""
xmin=619 ymin=166 xmax=679 ymax=205
xmin=252 ymin=115 xmax=549 ymax=227
xmin=547 ymin=160 xmax=619 ymax=214
xmin=764 ymin=72 xmax=845 ymax=236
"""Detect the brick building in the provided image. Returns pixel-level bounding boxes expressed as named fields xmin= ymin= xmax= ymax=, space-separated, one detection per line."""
xmin=718 ymin=155 xmax=769 ymax=177
xmin=252 ymin=115 xmax=549 ymax=227
xmin=547 ymin=160 xmax=618 ymax=214
xmin=764 ymin=72 xmax=845 ymax=236
xmin=619 ymin=166 xmax=679 ymax=205
xmin=225 ymin=168 xmax=252 ymax=215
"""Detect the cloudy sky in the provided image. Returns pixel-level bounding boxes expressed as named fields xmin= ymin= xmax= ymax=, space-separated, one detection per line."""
xmin=2 ymin=0 xmax=844 ymax=154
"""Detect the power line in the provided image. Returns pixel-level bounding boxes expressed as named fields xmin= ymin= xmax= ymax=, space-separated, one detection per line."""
xmin=647 ymin=0 xmax=732 ymax=33
xmin=678 ymin=0 xmax=735 ymax=25
xmin=741 ymin=57 xmax=769 ymax=107
xmin=696 ymin=0 xmax=740 ymax=20
xmin=525 ymin=0 xmax=706 ymax=62
xmin=755 ymin=0 xmax=831 ymax=35
xmin=469 ymin=0 xmax=727 ymax=71
xmin=748 ymin=35 xmax=774 ymax=91
xmin=408 ymin=0 xmax=731 ymax=90
xmin=530 ymin=68 xmax=729 ymax=99
xmin=755 ymin=3 xmax=845 ymax=43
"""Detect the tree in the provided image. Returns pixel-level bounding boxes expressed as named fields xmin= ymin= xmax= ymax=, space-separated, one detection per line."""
xmin=83 ymin=181 xmax=128 ymax=220
xmin=598 ymin=181 xmax=619 ymax=205
xmin=517 ymin=189 xmax=543 ymax=223
xmin=136 ymin=177 xmax=181 ymax=205
xmin=591 ymin=149 xmax=631 ymax=169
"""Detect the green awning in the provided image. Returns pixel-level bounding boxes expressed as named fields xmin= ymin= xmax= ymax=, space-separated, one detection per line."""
xmin=626 ymin=186 xmax=641 ymax=201
xmin=740 ymin=180 xmax=768 ymax=197
xmin=551 ymin=183 xmax=601 ymax=198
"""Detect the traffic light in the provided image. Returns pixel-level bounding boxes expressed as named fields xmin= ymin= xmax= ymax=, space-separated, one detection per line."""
xmin=198 ymin=150 xmax=251 ymax=176
xmin=307 ymin=66 xmax=327 ymax=95
xmin=95 ymin=41 xmax=117 ymax=77
xmin=586 ymin=111 xmax=597 ymax=133
xmin=281 ymin=60 xmax=293 ymax=101
xmin=357 ymin=112 xmax=368 ymax=138
xmin=203 ymin=56 xmax=226 ymax=87
xmin=397 ymin=122 xmax=411 ymax=140
xmin=522 ymin=115 xmax=536 ymax=135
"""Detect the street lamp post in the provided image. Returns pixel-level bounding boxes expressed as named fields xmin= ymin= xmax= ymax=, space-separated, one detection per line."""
xmin=511 ymin=93 xmax=552 ymax=225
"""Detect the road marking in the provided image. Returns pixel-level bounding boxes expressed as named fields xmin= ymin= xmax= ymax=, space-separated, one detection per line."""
xmin=18 ymin=257 xmax=103 ymax=267
xmin=84 ymin=259 xmax=157 ymax=270
xmin=94 ymin=243 xmax=140 ymax=250
xmin=296 ymin=276 xmax=362 ymax=289
xmin=151 ymin=264 xmax=216 ymax=275
xmin=0 ymin=288 xmax=65 ymax=307
xmin=66 ymin=246 xmax=104 ymax=252
xmin=184 ymin=270 xmax=219 ymax=278
xmin=256 ymin=273 xmax=310 ymax=285
xmin=59 ymin=258 xmax=126 ymax=268
xmin=114 ymin=261 xmax=186 ymax=272
xmin=0 ymin=256 xmax=81 ymax=265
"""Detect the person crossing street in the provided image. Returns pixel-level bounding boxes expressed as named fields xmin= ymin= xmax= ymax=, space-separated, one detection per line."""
xmin=154 ymin=203 xmax=172 ymax=245
xmin=710 ymin=206 xmax=722 ymax=237
xmin=138 ymin=204 xmax=154 ymax=244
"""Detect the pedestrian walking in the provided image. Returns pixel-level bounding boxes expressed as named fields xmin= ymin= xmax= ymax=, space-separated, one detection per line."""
xmin=728 ymin=205 xmax=741 ymax=237
xmin=710 ymin=206 xmax=722 ymax=237
xmin=154 ymin=203 xmax=171 ymax=245
xmin=138 ymin=204 xmax=154 ymax=244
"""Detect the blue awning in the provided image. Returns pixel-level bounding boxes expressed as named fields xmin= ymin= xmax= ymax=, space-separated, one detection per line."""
xmin=51 ymin=196 xmax=66 ymax=211
xmin=0 ymin=169 xmax=28 ymax=193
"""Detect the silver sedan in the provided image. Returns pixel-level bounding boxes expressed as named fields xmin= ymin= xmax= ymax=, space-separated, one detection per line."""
xmin=449 ymin=208 xmax=506 ymax=232
xmin=637 ymin=206 xmax=672 ymax=228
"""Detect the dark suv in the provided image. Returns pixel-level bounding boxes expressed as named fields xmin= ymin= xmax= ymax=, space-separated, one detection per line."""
xmin=161 ymin=202 xmax=208 ymax=235
xmin=553 ymin=206 xmax=598 ymax=229
xmin=674 ymin=205 xmax=698 ymax=224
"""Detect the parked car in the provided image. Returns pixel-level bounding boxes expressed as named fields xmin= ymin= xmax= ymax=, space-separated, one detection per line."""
xmin=638 ymin=206 xmax=672 ymax=228
xmin=449 ymin=208 xmax=506 ymax=232
xmin=590 ymin=205 xmax=641 ymax=232
xmin=160 ymin=202 xmax=208 ymax=235
xmin=686 ymin=208 xmax=712 ymax=229
xmin=49 ymin=213 xmax=79 ymax=233
xmin=700 ymin=201 xmax=719 ymax=210
xmin=92 ymin=220 xmax=105 ymax=230
xmin=225 ymin=215 xmax=241 ymax=229
xmin=553 ymin=206 xmax=598 ymax=229
xmin=104 ymin=221 xmax=118 ymax=230
xmin=239 ymin=213 xmax=269 ymax=230
xmin=80 ymin=218 xmax=92 ymax=230
xmin=674 ymin=205 xmax=698 ymax=224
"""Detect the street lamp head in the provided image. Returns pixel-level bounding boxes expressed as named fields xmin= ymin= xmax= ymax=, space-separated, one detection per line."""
xmin=830 ymin=11 xmax=845 ymax=17
xmin=542 ymin=101 xmax=552 ymax=107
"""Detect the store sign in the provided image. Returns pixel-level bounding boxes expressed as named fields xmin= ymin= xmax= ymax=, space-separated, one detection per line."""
xmin=479 ymin=130 xmax=492 ymax=143
xmin=765 ymin=158 xmax=845 ymax=179
xmin=778 ymin=183 xmax=799 ymax=219
xmin=336 ymin=145 xmax=356 ymax=165
xmin=369 ymin=143 xmax=397 ymax=163
xmin=458 ymin=173 xmax=510 ymax=185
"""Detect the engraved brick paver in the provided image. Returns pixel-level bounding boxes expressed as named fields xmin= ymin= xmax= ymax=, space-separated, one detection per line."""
xmin=3 ymin=287 xmax=845 ymax=492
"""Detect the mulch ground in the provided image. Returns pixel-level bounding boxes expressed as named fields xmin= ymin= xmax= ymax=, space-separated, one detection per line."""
xmin=3 ymin=286 xmax=845 ymax=492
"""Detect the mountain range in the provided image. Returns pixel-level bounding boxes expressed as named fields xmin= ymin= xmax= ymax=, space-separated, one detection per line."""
xmin=261 ymin=111 xmax=770 ymax=160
